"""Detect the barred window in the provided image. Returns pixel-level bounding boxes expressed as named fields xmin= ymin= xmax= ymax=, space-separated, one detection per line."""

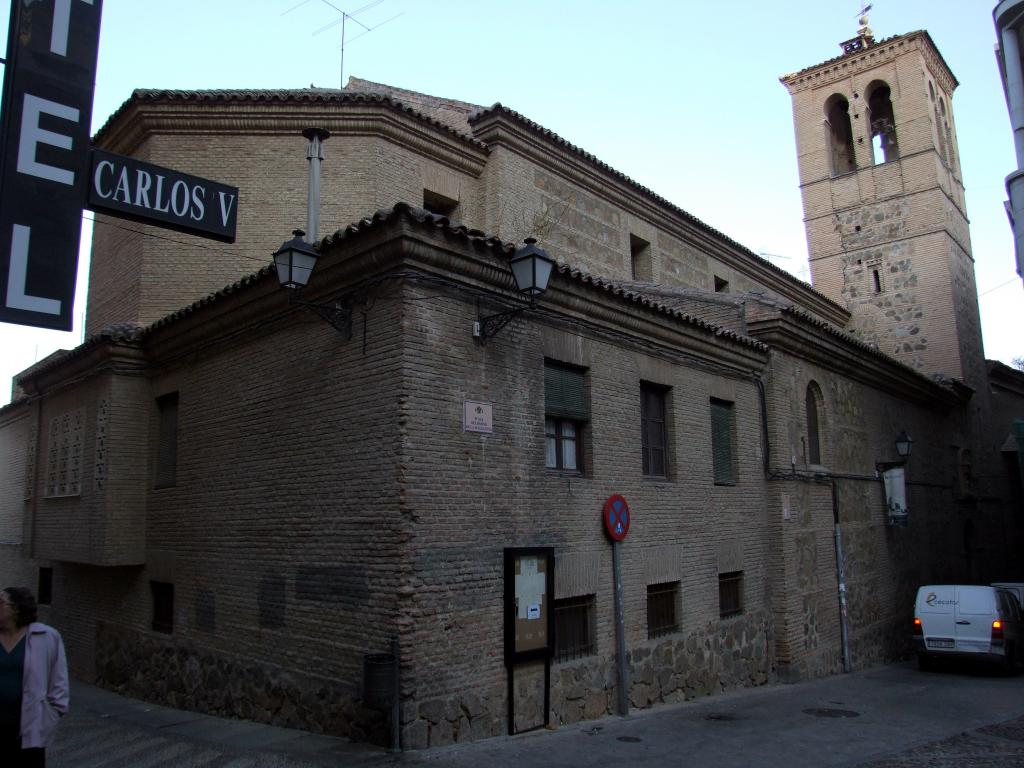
xmin=554 ymin=594 xmax=595 ymax=662
xmin=719 ymin=571 xmax=743 ymax=618
xmin=647 ymin=582 xmax=680 ymax=639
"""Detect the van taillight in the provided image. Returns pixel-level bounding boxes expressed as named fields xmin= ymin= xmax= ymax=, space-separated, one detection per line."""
xmin=992 ymin=620 xmax=1004 ymax=642
xmin=913 ymin=617 xmax=922 ymax=636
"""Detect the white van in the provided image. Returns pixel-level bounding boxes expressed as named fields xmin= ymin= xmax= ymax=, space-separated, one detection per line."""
xmin=913 ymin=585 xmax=1022 ymax=671
xmin=992 ymin=582 xmax=1024 ymax=605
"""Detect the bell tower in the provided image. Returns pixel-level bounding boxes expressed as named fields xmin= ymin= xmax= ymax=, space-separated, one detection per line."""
xmin=781 ymin=21 xmax=985 ymax=388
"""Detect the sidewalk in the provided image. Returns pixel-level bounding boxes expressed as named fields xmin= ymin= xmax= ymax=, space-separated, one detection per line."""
xmin=52 ymin=662 xmax=1024 ymax=767
xmin=61 ymin=681 xmax=395 ymax=767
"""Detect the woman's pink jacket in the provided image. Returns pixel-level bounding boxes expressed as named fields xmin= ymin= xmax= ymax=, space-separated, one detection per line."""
xmin=19 ymin=622 xmax=69 ymax=749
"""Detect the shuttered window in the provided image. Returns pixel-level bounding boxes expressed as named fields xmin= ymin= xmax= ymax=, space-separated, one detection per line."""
xmin=155 ymin=392 xmax=179 ymax=489
xmin=711 ymin=398 xmax=735 ymax=485
xmin=545 ymin=361 xmax=587 ymax=471
xmin=641 ymin=383 xmax=668 ymax=477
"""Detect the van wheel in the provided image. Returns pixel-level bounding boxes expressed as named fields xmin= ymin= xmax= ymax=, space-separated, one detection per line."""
xmin=917 ymin=653 xmax=935 ymax=671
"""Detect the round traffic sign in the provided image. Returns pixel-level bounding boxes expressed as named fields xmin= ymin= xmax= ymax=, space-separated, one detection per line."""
xmin=602 ymin=494 xmax=631 ymax=541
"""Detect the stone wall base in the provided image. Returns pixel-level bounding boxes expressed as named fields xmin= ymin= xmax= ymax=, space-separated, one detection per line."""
xmin=94 ymin=622 xmax=387 ymax=744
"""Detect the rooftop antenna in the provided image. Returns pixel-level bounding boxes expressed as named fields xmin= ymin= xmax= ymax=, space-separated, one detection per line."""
xmin=284 ymin=0 xmax=403 ymax=89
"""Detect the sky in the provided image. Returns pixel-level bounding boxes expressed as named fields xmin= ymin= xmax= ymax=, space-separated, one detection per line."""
xmin=0 ymin=0 xmax=1020 ymax=405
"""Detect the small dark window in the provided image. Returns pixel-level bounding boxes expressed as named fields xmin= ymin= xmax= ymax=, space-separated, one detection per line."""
xmin=151 ymin=581 xmax=174 ymax=634
xmin=554 ymin=594 xmax=596 ymax=662
xmin=872 ymin=269 xmax=882 ymax=293
xmin=711 ymin=398 xmax=736 ymax=485
xmin=806 ymin=382 xmax=823 ymax=466
xmin=423 ymin=189 xmax=459 ymax=218
xmin=155 ymin=392 xmax=179 ymax=489
xmin=37 ymin=567 xmax=53 ymax=606
xmin=647 ymin=582 xmax=680 ymax=639
xmin=714 ymin=275 xmax=729 ymax=293
xmin=544 ymin=361 xmax=588 ymax=471
xmin=630 ymin=234 xmax=652 ymax=281
xmin=641 ymin=382 xmax=669 ymax=477
xmin=718 ymin=571 xmax=743 ymax=618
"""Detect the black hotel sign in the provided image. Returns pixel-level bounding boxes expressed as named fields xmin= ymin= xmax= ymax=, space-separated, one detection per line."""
xmin=89 ymin=150 xmax=238 ymax=243
xmin=0 ymin=0 xmax=103 ymax=331
xmin=0 ymin=1 xmax=239 ymax=331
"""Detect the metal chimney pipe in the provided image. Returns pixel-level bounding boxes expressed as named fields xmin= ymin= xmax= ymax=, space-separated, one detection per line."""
xmin=303 ymin=128 xmax=330 ymax=242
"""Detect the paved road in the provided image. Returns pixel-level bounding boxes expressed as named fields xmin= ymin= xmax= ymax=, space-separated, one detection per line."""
xmin=48 ymin=661 xmax=1024 ymax=767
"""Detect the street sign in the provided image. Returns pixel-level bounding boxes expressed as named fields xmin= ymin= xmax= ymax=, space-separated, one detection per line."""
xmin=88 ymin=150 xmax=239 ymax=243
xmin=0 ymin=0 xmax=103 ymax=330
xmin=602 ymin=494 xmax=631 ymax=541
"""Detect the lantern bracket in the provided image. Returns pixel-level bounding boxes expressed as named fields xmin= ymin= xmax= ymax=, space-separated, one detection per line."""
xmin=290 ymin=293 xmax=352 ymax=338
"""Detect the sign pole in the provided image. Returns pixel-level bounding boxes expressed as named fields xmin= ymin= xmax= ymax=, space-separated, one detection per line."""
xmin=612 ymin=538 xmax=629 ymax=716
xmin=602 ymin=494 xmax=631 ymax=717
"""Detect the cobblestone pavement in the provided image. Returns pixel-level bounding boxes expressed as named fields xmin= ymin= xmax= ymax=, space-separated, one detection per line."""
xmin=858 ymin=715 xmax=1024 ymax=768
xmin=45 ymin=662 xmax=1024 ymax=768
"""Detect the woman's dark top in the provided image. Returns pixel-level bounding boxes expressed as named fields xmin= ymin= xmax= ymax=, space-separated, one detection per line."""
xmin=0 ymin=635 xmax=25 ymax=741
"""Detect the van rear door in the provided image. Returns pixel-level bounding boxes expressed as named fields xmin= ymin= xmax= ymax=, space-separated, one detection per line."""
xmin=918 ymin=586 xmax=956 ymax=649
xmin=955 ymin=586 xmax=996 ymax=654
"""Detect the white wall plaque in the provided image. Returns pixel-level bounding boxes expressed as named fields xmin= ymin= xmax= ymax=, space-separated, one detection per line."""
xmin=463 ymin=400 xmax=493 ymax=433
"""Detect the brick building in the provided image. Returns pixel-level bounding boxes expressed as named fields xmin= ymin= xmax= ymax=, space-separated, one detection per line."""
xmin=1 ymin=25 xmax=1022 ymax=748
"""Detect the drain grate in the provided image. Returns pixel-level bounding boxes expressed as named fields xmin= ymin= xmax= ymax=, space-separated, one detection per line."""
xmin=803 ymin=707 xmax=861 ymax=718
xmin=617 ymin=736 xmax=643 ymax=743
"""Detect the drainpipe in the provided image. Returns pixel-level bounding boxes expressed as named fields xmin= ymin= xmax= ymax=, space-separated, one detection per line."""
xmin=303 ymin=128 xmax=330 ymax=243
xmin=830 ymin=479 xmax=852 ymax=673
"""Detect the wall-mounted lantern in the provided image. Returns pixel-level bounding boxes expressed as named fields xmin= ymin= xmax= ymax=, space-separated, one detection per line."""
xmin=272 ymin=228 xmax=351 ymax=337
xmin=895 ymin=431 xmax=913 ymax=461
xmin=473 ymin=238 xmax=556 ymax=342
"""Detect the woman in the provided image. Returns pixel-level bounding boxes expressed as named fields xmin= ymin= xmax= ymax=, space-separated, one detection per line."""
xmin=0 ymin=587 xmax=68 ymax=767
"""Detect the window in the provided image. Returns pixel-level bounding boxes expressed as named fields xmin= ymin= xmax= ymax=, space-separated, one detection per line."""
xmin=151 ymin=581 xmax=174 ymax=633
xmin=825 ymin=94 xmax=856 ymax=175
xmin=44 ymin=408 xmax=83 ymax=498
xmin=647 ymin=582 xmax=680 ymax=639
xmin=554 ymin=594 xmax=595 ymax=662
xmin=630 ymin=234 xmax=652 ymax=281
xmin=154 ymin=392 xmax=179 ymax=489
xmin=714 ymin=275 xmax=729 ymax=293
xmin=641 ymin=382 xmax=669 ymax=477
xmin=423 ymin=189 xmax=459 ymax=218
xmin=939 ymin=98 xmax=955 ymax=170
xmin=867 ymin=82 xmax=899 ymax=164
xmin=805 ymin=382 xmax=823 ymax=466
xmin=544 ymin=361 xmax=588 ymax=471
xmin=710 ymin=398 xmax=736 ymax=485
xmin=718 ymin=571 xmax=743 ymax=618
xmin=37 ymin=567 xmax=53 ymax=606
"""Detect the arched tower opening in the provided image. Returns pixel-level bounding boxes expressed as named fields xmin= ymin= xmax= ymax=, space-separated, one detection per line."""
xmin=866 ymin=81 xmax=899 ymax=164
xmin=824 ymin=94 xmax=856 ymax=175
